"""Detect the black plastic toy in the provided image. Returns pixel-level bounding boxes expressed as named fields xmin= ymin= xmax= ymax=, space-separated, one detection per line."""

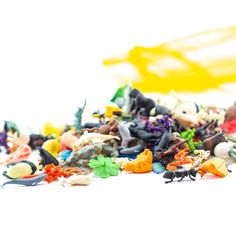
xmin=163 ymin=168 xmax=197 ymax=183
xmin=128 ymin=88 xmax=156 ymax=116
xmin=37 ymin=147 xmax=59 ymax=166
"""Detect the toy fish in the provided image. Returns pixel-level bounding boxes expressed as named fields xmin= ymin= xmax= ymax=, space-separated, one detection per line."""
xmin=104 ymin=26 xmax=236 ymax=93
xmin=1 ymin=174 xmax=47 ymax=188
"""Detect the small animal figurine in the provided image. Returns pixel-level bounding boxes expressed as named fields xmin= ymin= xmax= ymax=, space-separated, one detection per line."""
xmin=86 ymin=118 xmax=119 ymax=136
xmin=3 ymin=160 xmax=37 ymax=179
xmin=28 ymin=134 xmax=48 ymax=150
xmin=129 ymin=120 xmax=162 ymax=142
xmin=172 ymin=112 xmax=199 ymax=130
xmin=60 ymin=130 xmax=79 ymax=149
xmin=1 ymin=174 xmax=47 ymax=188
xmin=59 ymin=174 xmax=93 ymax=186
xmin=163 ymin=168 xmax=197 ymax=183
xmin=128 ymin=88 xmax=156 ymax=116
xmin=62 ymin=143 xmax=102 ymax=168
xmin=150 ymin=104 xmax=171 ymax=116
xmin=118 ymin=122 xmax=136 ymax=147
xmin=119 ymin=143 xmax=145 ymax=155
xmin=0 ymin=144 xmax=32 ymax=166
xmin=42 ymin=139 xmax=60 ymax=157
xmin=75 ymin=131 xmax=120 ymax=150
xmin=197 ymin=132 xmax=227 ymax=155
xmin=37 ymin=147 xmax=59 ymax=166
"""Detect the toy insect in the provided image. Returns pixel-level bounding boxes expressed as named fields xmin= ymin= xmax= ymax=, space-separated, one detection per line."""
xmin=163 ymin=168 xmax=197 ymax=184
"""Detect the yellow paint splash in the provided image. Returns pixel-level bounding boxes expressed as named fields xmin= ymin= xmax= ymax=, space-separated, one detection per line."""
xmin=104 ymin=26 xmax=236 ymax=93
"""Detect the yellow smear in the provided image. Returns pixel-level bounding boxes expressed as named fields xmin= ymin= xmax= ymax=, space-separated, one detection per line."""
xmin=104 ymin=26 xmax=236 ymax=93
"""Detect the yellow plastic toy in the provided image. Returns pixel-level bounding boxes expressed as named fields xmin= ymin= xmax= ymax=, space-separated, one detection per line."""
xmin=42 ymin=139 xmax=60 ymax=158
xmin=197 ymin=157 xmax=229 ymax=178
xmin=104 ymin=106 xmax=124 ymax=118
xmin=41 ymin=122 xmax=63 ymax=139
xmin=104 ymin=26 xmax=236 ymax=93
xmin=124 ymin=149 xmax=153 ymax=173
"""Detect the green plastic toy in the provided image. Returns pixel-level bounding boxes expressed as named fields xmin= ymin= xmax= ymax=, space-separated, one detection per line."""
xmin=180 ymin=128 xmax=201 ymax=152
xmin=74 ymin=100 xmax=86 ymax=131
xmin=4 ymin=121 xmax=20 ymax=137
xmin=88 ymin=155 xmax=120 ymax=178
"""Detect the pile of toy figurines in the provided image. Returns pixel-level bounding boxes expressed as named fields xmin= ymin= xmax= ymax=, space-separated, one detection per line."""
xmin=1 ymin=85 xmax=236 ymax=187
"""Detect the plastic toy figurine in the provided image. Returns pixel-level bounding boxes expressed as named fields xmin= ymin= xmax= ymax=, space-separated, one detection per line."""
xmin=88 ymin=155 xmax=119 ymax=178
xmin=195 ymin=120 xmax=218 ymax=140
xmin=163 ymin=168 xmax=197 ymax=183
xmin=60 ymin=130 xmax=79 ymax=149
xmin=62 ymin=143 xmax=103 ymax=168
xmin=152 ymin=162 xmax=165 ymax=174
xmin=214 ymin=142 xmax=236 ymax=165
xmin=197 ymin=157 xmax=229 ymax=178
xmin=37 ymin=147 xmax=59 ymax=166
xmin=2 ymin=174 xmax=47 ymax=188
xmin=59 ymin=173 xmax=93 ymax=186
xmin=43 ymin=164 xmax=68 ymax=183
xmin=104 ymin=106 xmax=124 ymax=118
xmin=150 ymin=104 xmax=171 ymax=116
xmin=41 ymin=122 xmax=63 ymax=139
xmin=3 ymin=160 xmax=37 ymax=179
xmin=28 ymin=134 xmax=48 ymax=150
xmin=154 ymin=130 xmax=172 ymax=153
xmin=42 ymin=139 xmax=60 ymax=157
xmin=4 ymin=121 xmax=20 ymax=137
xmin=119 ymin=143 xmax=145 ymax=156
xmin=197 ymin=131 xmax=227 ymax=155
xmin=157 ymin=139 xmax=187 ymax=160
xmin=129 ymin=120 xmax=162 ymax=142
xmin=110 ymin=84 xmax=129 ymax=108
xmin=166 ymin=147 xmax=193 ymax=171
xmin=172 ymin=112 xmax=199 ymax=130
xmin=118 ymin=122 xmax=136 ymax=147
xmin=74 ymin=100 xmax=86 ymax=131
xmin=128 ymin=88 xmax=156 ymax=116
xmin=124 ymin=149 xmax=153 ymax=173
xmin=75 ymin=131 xmax=120 ymax=150
xmin=0 ymin=144 xmax=32 ymax=166
xmin=180 ymin=129 xmax=201 ymax=152
xmin=86 ymin=117 xmax=119 ymax=136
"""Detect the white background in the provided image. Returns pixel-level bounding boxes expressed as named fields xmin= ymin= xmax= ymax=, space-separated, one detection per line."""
xmin=1 ymin=1 xmax=236 ymax=236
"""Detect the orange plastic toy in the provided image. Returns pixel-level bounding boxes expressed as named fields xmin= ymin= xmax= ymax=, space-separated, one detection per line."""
xmin=0 ymin=144 xmax=32 ymax=166
xmin=197 ymin=158 xmax=229 ymax=178
xmin=166 ymin=147 xmax=193 ymax=171
xmin=43 ymin=164 xmax=68 ymax=183
xmin=124 ymin=149 xmax=153 ymax=173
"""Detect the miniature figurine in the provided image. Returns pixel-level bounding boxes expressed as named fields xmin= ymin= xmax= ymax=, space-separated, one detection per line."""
xmin=163 ymin=168 xmax=197 ymax=183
